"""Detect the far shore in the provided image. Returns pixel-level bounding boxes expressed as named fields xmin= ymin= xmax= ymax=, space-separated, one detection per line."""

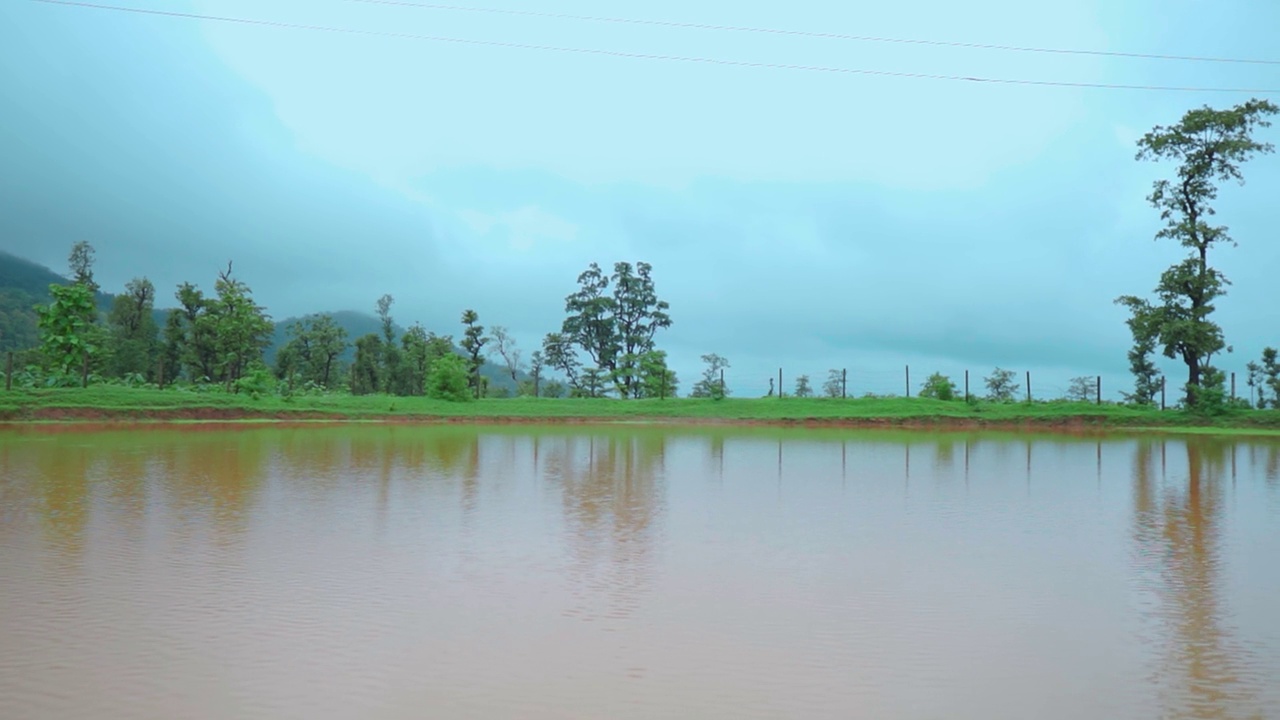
xmin=2 ymin=387 xmax=1278 ymax=437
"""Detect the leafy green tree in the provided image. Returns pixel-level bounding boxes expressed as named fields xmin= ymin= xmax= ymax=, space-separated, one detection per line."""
xmin=609 ymin=262 xmax=672 ymax=398
xmin=636 ymin=349 xmax=678 ymax=398
xmin=691 ymin=353 xmax=729 ymax=399
xmin=173 ymin=282 xmax=218 ymax=382
xmin=542 ymin=379 xmax=567 ymax=398
xmin=460 ymin=309 xmax=488 ymax=398
xmin=210 ymin=263 xmax=273 ymax=388
xmin=426 ymin=353 xmax=472 ymax=402
xmin=984 ymin=367 xmax=1020 ymax=402
xmin=822 ymin=369 xmax=843 ymax=398
xmin=1066 ymin=376 xmax=1097 ymax=403
xmin=542 ymin=332 xmax=580 ymax=391
xmin=794 ymin=374 xmax=812 ymax=398
xmin=1123 ymin=99 xmax=1277 ymax=405
xmin=919 ymin=372 xmax=957 ymax=401
xmin=106 ymin=277 xmax=159 ymax=379
xmin=576 ymin=367 xmax=608 ymax=398
xmin=562 ymin=261 xmax=671 ymax=398
xmin=34 ymin=282 xmax=98 ymax=377
xmin=351 ymin=334 xmax=382 ymax=395
xmin=1247 ymin=347 xmax=1279 ymax=408
xmin=276 ymin=314 xmax=349 ymax=389
xmin=563 ymin=263 xmax=617 ymax=382
xmin=1114 ymin=296 xmax=1163 ymax=405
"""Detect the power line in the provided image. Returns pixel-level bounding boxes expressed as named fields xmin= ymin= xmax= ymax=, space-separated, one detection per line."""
xmin=26 ymin=0 xmax=1280 ymax=94
xmin=342 ymin=0 xmax=1280 ymax=67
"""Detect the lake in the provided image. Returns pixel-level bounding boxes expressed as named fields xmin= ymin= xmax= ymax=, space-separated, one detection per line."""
xmin=1 ymin=423 xmax=1278 ymax=719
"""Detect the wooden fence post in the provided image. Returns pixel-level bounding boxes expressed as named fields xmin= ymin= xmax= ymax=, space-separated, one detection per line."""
xmin=842 ymin=369 xmax=847 ymax=399
xmin=778 ymin=368 xmax=783 ymax=399
xmin=1096 ymin=376 xmax=1101 ymax=405
xmin=1231 ymin=372 xmax=1236 ymax=400
xmin=720 ymin=368 xmax=725 ymax=397
xmin=1161 ymin=376 xmax=1166 ymax=411
xmin=1026 ymin=371 xmax=1031 ymax=403
xmin=964 ymin=369 xmax=969 ymax=402
xmin=905 ymin=365 xmax=910 ymax=398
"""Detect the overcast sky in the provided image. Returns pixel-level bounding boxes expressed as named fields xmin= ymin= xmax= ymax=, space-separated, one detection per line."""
xmin=2 ymin=0 xmax=1278 ymax=397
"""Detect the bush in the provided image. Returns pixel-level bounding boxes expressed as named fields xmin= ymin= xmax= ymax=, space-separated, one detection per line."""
xmin=234 ymin=365 xmax=276 ymax=399
xmin=427 ymin=354 xmax=472 ymax=402
xmin=918 ymin=372 xmax=957 ymax=401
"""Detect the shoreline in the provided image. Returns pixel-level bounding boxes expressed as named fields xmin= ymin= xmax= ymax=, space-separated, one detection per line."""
xmin=3 ymin=405 xmax=1279 ymax=437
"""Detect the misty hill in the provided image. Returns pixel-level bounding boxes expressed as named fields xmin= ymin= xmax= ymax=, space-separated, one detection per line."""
xmin=0 ymin=251 xmax=526 ymax=391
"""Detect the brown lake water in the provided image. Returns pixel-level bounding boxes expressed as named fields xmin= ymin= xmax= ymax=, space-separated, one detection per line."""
xmin=1 ymin=424 xmax=1278 ymax=720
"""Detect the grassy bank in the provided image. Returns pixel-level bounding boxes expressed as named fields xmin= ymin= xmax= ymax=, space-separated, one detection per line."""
xmin=2 ymin=386 xmax=1279 ymax=433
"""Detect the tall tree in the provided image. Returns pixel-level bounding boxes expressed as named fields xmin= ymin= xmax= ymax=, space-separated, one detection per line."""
xmin=351 ymin=334 xmax=382 ymax=395
xmin=524 ymin=350 xmax=546 ymax=397
xmin=174 ymin=282 xmax=217 ymax=382
xmin=609 ymin=262 xmax=672 ymax=398
xmin=374 ymin=294 xmax=402 ymax=393
xmin=1122 ymin=99 xmax=1277 ymax=405
xmin=460 ymin=309 xmax=488 ymax=398
xmin=106 ymin=277 xmax=159 ymax=378
xmin=562 ymin=263 xmax=617 ymax=379
xmin=67 ymin=241 xmax=99 ymax=296
xmin=34 ymin=282 xmax=98 ymax=377
xmin=209 ymin=262 xmax=273 ymax=387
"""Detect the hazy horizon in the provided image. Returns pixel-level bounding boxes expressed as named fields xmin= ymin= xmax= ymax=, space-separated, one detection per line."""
xmin=3 ymin=0 xmax=1278 ymax=397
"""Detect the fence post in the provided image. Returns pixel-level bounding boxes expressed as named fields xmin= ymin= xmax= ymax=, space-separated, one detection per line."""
xmin=905 ymin=365 xmax=910 ymax=398
xmin=5 ymin=351 xmax=12 ymax=392
xmin=720 ymin=368 xmax=725 ymax=397
xmin=1096 ymin=376 xmax=1101 ymax=405
xmin=1026 ymin=371 xmax=1031 ymax=403
xmin=778 ymin=368 xmax=783 ymax=399
xmin=1161 ymin=375 xmax=1166 ymax=411
xmin=81 ymin=352 xmax=89 ymax=389
xmin=842 ymin=369 xmax=847 ymax=399
xmin=964 ymin=369 xmax=969 ymax=402
xmin=1231 ymin=372 xmax=1236 ymax=400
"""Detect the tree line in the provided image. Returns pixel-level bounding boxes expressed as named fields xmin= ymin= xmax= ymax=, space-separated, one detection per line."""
xmin=15 ymin=247 xmax=681 ymax=401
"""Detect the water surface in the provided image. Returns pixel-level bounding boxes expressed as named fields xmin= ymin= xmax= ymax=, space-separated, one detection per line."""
xmin=1 ymin=424 xmax=1278 ymax=719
